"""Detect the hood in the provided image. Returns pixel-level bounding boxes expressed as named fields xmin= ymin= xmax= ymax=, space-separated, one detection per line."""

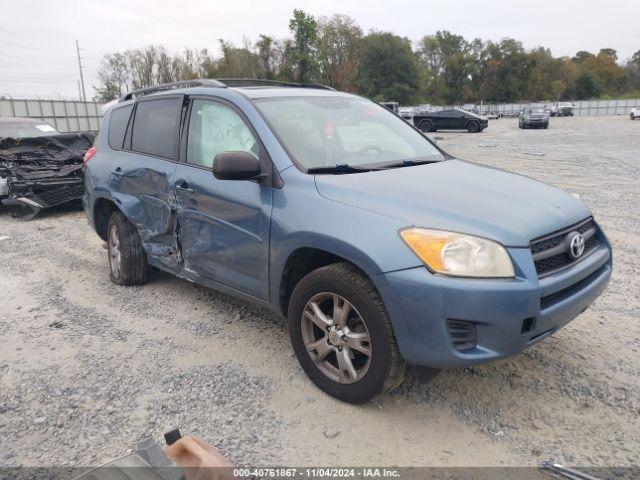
xmin=314 ymin=159 xmax=591 ymax=247
xmin=465 ymin=111 xmax=488 ymax=121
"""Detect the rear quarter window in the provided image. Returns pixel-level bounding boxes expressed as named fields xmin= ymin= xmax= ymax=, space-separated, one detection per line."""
xmin=108 ymin=105 xmax=133 ymax=150
xmin=131 ymin=97 xmax=182 ymax=159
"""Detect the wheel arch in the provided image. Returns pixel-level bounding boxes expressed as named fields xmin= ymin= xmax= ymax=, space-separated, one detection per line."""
xmin=274 ymin=240 xmax=383 ymax=317
xmin=417 ymin=118 xmax=433 ymax=131
xmin=93 ymin=196 xmax=120 ymax=241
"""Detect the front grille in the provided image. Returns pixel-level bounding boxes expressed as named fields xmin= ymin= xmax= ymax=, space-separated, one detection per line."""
xmin=530 ymin=218 xmax=600 ymax=277
xmin=33 ymin=183 xmax=85 ymax=208
xmin=540 ymin=264 xmax=607 ymax=310
xmin=446 ymin=319 xmax=477 ymax=352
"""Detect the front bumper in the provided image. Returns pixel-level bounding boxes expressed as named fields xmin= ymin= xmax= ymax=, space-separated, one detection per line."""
xmin=374 ymin=237 xmax=611 ymax=369
xmin=525 ymin=117 xmax=548 ymax=127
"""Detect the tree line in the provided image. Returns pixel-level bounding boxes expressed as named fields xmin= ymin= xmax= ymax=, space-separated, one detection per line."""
xmin=95 ymin=9 xmax=640 ymax=105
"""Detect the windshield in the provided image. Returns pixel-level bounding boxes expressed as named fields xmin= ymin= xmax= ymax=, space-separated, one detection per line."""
xmin=0 ymin=122 xmax=58 ymax=139
xmin=254 ymin=96 xmax=444 ymax=171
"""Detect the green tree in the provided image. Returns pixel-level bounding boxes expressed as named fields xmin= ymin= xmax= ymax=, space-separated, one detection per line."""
xmin=574 ymin=73 xmax=602 ymax=99
xmin=256 ymin=35 xmax=276 ymax=79
xmin=572 ymin=51 xmax=595 ymax=63
xmin=288 ymin=9 xmax=319 ymax=83
xmin=317 ymin=14 xmax=362 ymax=91
xmin=418 ymin=31 xmax=475 ymax=104
xmin=357 ymin=32 xmax=421 ymax=104
xmin=551 ymin=80 xmax=566 ymax=100
xmin=216 ymin=39 xmax=262 ymax=78
xmin=598 ymin=48 xmax=618 ymax=61
xmin=479 ymin=39 xmax=532 ymax=102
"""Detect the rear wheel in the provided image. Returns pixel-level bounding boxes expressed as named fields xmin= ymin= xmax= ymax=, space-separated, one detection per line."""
xmin=467 ymin=120 xmax=480 ymax=133
xmin=418 ymin=119 xmax=434 ymax=132
xmin=288 ymin=262 xmax=406 ymax=403
xmin=107 ymin=211 xmax=149 ymax=286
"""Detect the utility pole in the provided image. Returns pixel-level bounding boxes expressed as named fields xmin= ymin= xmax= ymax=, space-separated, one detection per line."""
xmin=76 ymin=39 xmax=87 ymax=102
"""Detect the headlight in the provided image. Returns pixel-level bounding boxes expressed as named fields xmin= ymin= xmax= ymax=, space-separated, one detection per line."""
xmin=400 ymin=228 xmax=515 ymax=278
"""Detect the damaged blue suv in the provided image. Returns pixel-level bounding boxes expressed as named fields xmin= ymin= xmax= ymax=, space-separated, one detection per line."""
xmin=84 ymin=79 xmax=612 ymax=403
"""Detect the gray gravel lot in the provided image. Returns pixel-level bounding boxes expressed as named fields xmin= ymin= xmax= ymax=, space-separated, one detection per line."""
xmin=0 ymin=116 xmax=638 ymax=469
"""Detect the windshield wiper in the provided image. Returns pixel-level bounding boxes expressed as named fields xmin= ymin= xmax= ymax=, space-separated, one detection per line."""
xmin=307 ymin=164 xmax=377 ymax=174
xmin=376 ymin=159 xmax=440 ymax=169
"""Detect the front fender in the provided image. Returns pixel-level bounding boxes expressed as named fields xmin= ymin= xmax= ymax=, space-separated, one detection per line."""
xmin=268 ymin=168 xmax=423 ymax=312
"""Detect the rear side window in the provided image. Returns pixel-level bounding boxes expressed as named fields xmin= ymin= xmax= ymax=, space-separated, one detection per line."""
xmin=131 ymin=97 xmax=181 ymax=159
xmin=108 ymin=105 xmax=133 ymax=150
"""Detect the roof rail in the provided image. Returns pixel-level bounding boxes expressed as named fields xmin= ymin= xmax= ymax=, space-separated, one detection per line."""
xmin=217 ymin=78 xmax=334 ymax=90
xmin=118 ymin=79 xmax=225 ymax=102
xmin=118 ymin=78 xmax=335 ymax=102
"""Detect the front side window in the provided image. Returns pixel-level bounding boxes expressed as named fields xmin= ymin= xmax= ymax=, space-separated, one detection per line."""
xmin=254 ymin=96 xmax=443 ymax=171
xmin=131 ymin=97 xmax=181 ymax=159
xmin=186 ymin=99 xmax=259 ymax=168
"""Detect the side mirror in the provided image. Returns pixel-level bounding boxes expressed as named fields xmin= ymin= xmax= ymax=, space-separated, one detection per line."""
xmin=212 ymin=151 xmax=262 ymax=181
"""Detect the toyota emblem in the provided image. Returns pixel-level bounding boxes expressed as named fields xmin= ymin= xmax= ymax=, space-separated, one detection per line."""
xmin=569 ymin=233 xmax=585 ymax=259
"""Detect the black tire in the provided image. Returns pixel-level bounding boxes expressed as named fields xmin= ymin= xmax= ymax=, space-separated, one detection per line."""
xmin=107 ymin=211 xmax=149 ymax=286
xmin=631 ymin=113 xmax=635 ymax=120
xmin=288 ymin=262 xmax=406 ymax=404
xmin=467 ymin=120 xmax=479 ymax=133
xmin=544 ymin=124 xmax=549 ymax=129
xmin=418 ymin=119 xmax=434 ymax=132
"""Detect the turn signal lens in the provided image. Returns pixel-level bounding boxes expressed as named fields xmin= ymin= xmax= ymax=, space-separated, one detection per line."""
xmin=400 ymin=228 xmax=515 ymax=278
xmin=83 ymin=146 xmax=97 ymax=166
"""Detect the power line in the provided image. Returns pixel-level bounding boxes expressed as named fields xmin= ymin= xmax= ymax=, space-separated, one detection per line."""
xmin=76 ymin=39 xmax=87 ymax=102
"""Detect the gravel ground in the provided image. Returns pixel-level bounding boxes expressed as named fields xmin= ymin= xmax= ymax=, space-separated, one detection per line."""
xmin=0 ymin=116 xmax=638 ymax=470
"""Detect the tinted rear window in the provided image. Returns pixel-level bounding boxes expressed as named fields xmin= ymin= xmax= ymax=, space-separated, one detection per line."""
xmin=108 ymin=105 xmax=133 ymax=150
xmin=131 ymin=97 xmax=181 ymax=159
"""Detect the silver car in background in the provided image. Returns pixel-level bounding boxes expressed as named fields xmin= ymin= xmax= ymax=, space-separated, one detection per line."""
xmin=519 ymin=106 xmax=550 ymax=129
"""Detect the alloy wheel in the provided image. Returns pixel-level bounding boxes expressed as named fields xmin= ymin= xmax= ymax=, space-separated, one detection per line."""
xmin=108 ymin=223 xmax=122 ymax=279
xmin=301 ymin=292 xmax=372 ymax=384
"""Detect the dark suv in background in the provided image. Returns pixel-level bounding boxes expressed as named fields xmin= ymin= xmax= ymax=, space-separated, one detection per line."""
xmin=412 ymin=108 xmax=488 ymax=133
xmin=84 ymin=79 xmax=611 ymax=403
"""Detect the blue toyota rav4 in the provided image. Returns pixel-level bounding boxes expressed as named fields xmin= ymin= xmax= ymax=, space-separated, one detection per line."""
xmin=84 ymin=79 xmax=612 ymax=403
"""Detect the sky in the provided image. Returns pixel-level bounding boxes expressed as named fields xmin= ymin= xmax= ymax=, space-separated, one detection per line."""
xmin=1 ymin=0 xmax=638 ymax=100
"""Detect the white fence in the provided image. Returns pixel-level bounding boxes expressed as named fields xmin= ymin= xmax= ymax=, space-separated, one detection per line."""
xmin=0 ymin=98 xmax=102 ymax=132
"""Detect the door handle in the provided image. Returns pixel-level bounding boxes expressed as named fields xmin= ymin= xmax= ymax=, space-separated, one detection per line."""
xmin=175 ymin=181 xmax=194 ymax=194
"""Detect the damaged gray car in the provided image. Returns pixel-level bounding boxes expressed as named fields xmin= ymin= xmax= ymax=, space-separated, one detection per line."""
xmin=0 ymin=117 xmax=94 ymax=219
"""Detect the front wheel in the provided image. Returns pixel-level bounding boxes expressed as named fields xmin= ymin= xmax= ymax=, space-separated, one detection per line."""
xmin=467 ymin=121 xmax=480 ymax=133
xmin=288 ymin=263 xmax=406 ymax=403
xmin=632 ymin=113 xmax=636 ymax=120
xmin=418 ymin=119 xmax=434 ymax=132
